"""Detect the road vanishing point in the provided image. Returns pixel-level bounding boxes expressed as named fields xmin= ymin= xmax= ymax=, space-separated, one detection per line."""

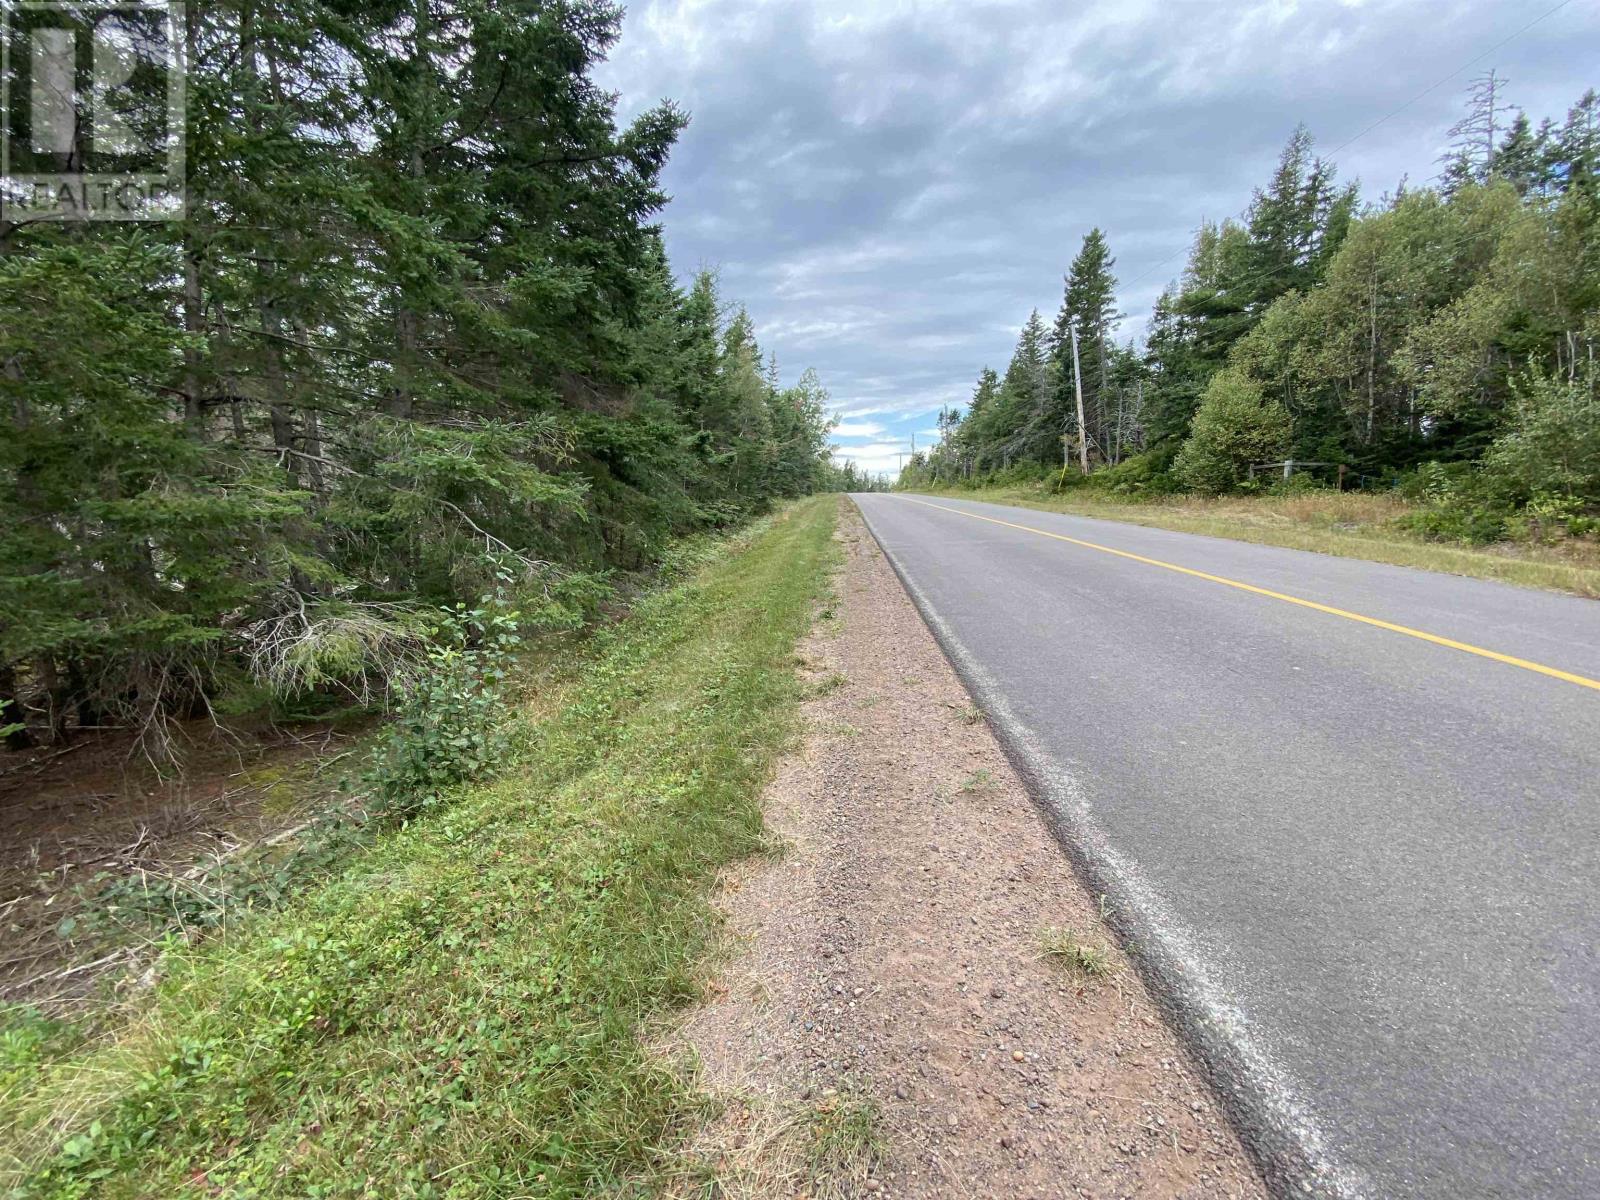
xmin=853 ymin=492 xmax=1600 ymax=1200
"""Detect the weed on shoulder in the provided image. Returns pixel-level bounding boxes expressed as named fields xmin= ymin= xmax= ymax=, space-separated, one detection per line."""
xmin=797 ymin=1092 xmax=886 ymax=1196
xmin=1037 ymin=925 xmax=1115 ymax=978
xmin=809 ymin=672 xmax=848 ymax=698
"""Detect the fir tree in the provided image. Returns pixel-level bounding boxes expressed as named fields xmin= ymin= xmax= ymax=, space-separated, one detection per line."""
xmin=1050 ymin=228 xmax=1122 ymax=463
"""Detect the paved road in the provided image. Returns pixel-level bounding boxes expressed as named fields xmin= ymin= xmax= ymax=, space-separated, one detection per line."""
xmin=852 ymin=493 xmax=1600 ymax=1200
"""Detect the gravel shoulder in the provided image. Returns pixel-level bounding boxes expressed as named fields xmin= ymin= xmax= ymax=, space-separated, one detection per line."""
xmin=669 ymin=498 xmax=1266 ymax=1199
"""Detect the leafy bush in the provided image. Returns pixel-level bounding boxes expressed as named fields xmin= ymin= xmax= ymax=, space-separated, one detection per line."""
xmin=1391 ymin=462 xmax=1509 ymax=544
xmin=1088 ymin=448 xmax=1183 ymax=496
xmin=1173 ymin=369 xmax=1293 ymax=494
xmin=1396 ymin=460 xmax=1475 ymax=504
xmin=1482 ymin=371 xmax=1600 ymax=512
xmin=364 ymin=581 xmax=524 ymax=822
xmin=1398 ymin=503 xmax=1510 ymax=544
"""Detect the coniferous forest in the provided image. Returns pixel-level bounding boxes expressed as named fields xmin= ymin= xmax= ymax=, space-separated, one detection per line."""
xmin=901 ymin=82 xmax=1600 ymax=548
xmin=0 ymin=2 xmax=847 ymax=757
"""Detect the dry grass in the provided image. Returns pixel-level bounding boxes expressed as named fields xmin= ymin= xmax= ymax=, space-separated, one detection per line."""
xmin=917 ymin=486 xmax=1600 ymax=598
xmin=660 ymin=1091 xmax=887 ymax=1200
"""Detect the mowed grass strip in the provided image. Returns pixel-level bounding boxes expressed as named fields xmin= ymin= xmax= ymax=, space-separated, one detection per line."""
xmin=2 ymin=496 xmax=841 ymax=1199
xmin=912 ymin=486 xmax=1600 ymax=597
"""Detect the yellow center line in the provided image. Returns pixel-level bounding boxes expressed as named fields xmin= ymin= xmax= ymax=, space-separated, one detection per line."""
xmin=900 ymin=496 xmax=1600 ymax=694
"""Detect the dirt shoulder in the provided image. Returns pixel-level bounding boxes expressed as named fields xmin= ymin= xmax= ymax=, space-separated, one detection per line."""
xmin=672 ymin=498 xmax=1266 ymax=1198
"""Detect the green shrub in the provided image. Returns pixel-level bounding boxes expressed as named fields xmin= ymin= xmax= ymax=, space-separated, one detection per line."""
xmin=1398 ymin=503 xmax=1510 ymax=545
xmin=1089 ymin=448 xmax=1182 ymax=496
xmin=364 ymin=585 xmax=523 ymax=822
xmin=1393 ymin=460 xmax=1515 ymax=544
xmin=1173 ymin=369 xmax=1293 ymax=494
xmin=1482 ymin=371 xmax=1600 ymax=512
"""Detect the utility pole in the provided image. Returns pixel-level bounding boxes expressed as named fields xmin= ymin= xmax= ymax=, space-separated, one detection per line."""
xmin=1069 ymin=319 xmax=1090 ymax=475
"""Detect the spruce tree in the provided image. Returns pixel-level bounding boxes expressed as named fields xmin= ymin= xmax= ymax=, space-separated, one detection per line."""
xmin=1050 ymin=229 xmax=1122 ymax=463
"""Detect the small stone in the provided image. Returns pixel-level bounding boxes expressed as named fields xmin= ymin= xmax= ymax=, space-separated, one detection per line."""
xmin=1011 ymin=1050 xmax=1025 ymax=1062
xmin=895 ymin=1085 xmax=908 ymax=1100
xmin=990 ymin=984 xmax=1005 ymax=999
xmin=999 ymin=1135 xmax=1012 ymax=1149
xmin=864 ymin=1181 xmax=882 ymax=1193
xmin=947 ymin=1114 xmax=959 ymax=1128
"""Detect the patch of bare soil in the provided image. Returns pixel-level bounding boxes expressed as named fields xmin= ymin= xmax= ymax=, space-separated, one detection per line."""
xmin=671 ymin=499 xmax=1266 ymax=1199
xmin=0 ymin=722 xmax=359 ymax=1010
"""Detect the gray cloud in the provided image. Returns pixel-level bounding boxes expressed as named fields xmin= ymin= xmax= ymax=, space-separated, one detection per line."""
xmin=598 ymin=0 xmax=1598 ymax=476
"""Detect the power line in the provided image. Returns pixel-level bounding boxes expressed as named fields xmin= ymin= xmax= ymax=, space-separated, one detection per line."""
xmin=1120 ymin=0 xmax=1576 ymax=294
xmin=1326 ymin=0 xmax=1573 ymax=158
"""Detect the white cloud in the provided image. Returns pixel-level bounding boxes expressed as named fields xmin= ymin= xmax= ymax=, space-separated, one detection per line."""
xmin=830 ymin=419 xmax=886 ymax=440
xmin=829 ymin=439 xmax=909 ymax=459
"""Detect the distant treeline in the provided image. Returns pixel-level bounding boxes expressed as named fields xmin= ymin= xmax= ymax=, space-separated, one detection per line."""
xmin=0 ymin=1 xmax=844 ymax=757
xmin=901 ymin=77 xmax=1600 ymax=537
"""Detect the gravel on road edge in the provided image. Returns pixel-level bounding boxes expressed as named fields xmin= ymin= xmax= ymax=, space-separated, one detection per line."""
xmin=665 ymin=499 xmax=1267 ymax=1199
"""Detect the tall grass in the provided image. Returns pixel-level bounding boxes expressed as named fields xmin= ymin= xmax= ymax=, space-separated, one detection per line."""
xmin=1 ymin=497 xmax=841 ymax=1199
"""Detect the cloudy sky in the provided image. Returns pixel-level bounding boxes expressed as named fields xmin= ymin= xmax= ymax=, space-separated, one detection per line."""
xmin=596 ymin=0 xmax=1596 ymax=479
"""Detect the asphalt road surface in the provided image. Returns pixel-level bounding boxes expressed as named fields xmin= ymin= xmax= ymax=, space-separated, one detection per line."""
xmin=853 ymin=493 xmax=1600 ymax=1200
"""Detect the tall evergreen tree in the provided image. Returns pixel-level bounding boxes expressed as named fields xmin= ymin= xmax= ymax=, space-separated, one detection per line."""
xmin=991 ymin=311 xmax=1054 ymax=466
xmin=1050 ymin=228 xmax=1122 ymax=463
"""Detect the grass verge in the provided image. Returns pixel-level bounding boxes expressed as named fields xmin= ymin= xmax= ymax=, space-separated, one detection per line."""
xmin=910 ymin=486 xmax=1600 ymax=598
xmin=1 ymin=496 xmax=841 ymax=1199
